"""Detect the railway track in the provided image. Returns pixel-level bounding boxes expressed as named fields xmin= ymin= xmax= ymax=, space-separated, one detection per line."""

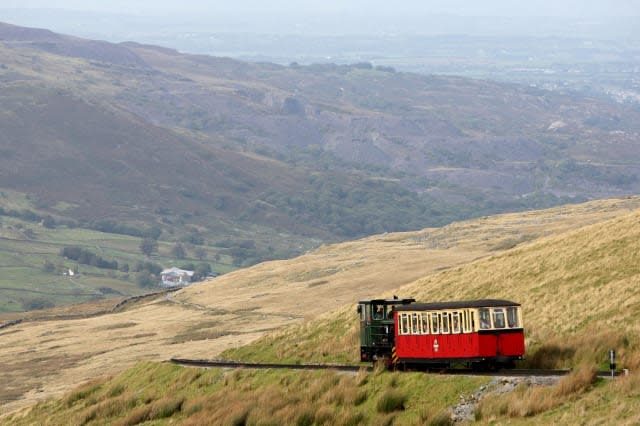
xmin=169 ymin=358 xmax=624 ymax=378
xmin=170 ymin=358 xmax=368 ymax=373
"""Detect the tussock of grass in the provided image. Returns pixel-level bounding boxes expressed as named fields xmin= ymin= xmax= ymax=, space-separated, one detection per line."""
xmin=355 ymin=367 xmax=369 ymax=387
xmin=76 ymin=393 xmax=138 ymax=425
xmin=115 ymin=404 xmax=153 ymax=426
xmin=64 ymin=378 xmax=107 ymax=407
xmin=106 ymin=384 xmax=125 ymax=398
xmin=376 ymin=390 xmax=407 ymax=413
xmin=422 ymin=409 xmax=454 ymax=426
xmin=296 ymin=410 xmax=316 ymax=426
xmin=612 ymin=368 xmax=640 ymax=397
xmin=555 ymin=364 xmax=597 ymax=397
xmin=477 ymin=364 xmax=597 ymax=419
xmin=354 ymin=389 xmax=368 ymax=406
xmin=525 ymin=329 xmax=638 ymax=370
xmin=334 ymin=410 xmax=365 ymax=426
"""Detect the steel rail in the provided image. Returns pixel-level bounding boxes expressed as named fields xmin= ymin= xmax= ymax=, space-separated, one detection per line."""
xmin=169 ymin=358 xmax=624 ymax=378
xmin=170 ymin=358 xmax=370 ymax=372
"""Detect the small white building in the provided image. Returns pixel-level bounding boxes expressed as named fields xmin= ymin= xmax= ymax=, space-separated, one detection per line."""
xmin=160 ymin=267 xmax=194 ymax=287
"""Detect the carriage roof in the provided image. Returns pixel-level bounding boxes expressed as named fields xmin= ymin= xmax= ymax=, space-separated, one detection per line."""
xmin=394 ymin=299 xmax=519 ymax=311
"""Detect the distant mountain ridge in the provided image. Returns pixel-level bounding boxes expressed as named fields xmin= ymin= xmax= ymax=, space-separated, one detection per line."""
xmin=0 ymin=21 xmax=146 ymax=66
xmin=1 ymin=21 xmax=639 ymax=260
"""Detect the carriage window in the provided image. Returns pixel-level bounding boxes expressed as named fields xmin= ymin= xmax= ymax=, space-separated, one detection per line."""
xmin=452 ymin=312 xmax=460 ymax=333
xmin=411 ymin=313 xmax=419 ymax=334
xmin=441 ymin=313 xmax=450 ymax=333
xmin=431 ymin=313 xmax=439 ymax=334
xmin=479 ymin=308 xmax=491 ymax=329
xmin=507 ymin=307 xmax=519 ymax=328
xmin=471 ymin=311 xmax=476 ymax=331
xmin=421 ymin=313 xmax=430 ymax=334
xmin=400 ymin=314 xmax=409 ymax=335
xmin=463 ymin=310 xmax=470 ymax=333
xmin=492 ymin=308 xmax=506 ymax=329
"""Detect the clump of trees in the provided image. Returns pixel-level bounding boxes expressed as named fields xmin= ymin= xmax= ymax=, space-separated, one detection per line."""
xmin=60 ymin=246 xmax=120 ymax=270
xmin=133 ymin=261 xmax=162 ymax=275
xmin=170 ymin=243 xmax=186 ymax=259
xmin=216 ymin=239 xmax=260 ymax=267
xmin=0 ymin=208 xmax=76 ymax=229
xmin=136 ymin=271 xmax=156 ymax=288
xmin=23 ymin=298 xmax=55 ymax=311
xmin=90 ymin=220 xmax=161 ymax=239
xmin=140 ymin=237 xmax=158 ymax=257
xmin=133 ymin=261 xmax=163 ymax=288
xmin=178 ymin=262 xmax=212 ymax=281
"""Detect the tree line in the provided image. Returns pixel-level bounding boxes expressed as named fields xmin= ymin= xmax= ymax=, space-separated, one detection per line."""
xmin=60 ymin=246 xmax=123 ymax=271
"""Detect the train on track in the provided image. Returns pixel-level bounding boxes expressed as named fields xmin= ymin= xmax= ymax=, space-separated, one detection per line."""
xmin=358 ymin=297 xmax=525 ymax=369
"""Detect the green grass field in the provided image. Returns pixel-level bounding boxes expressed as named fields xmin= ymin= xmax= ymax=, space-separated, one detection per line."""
xmin=0 ymin=213 xmax=233 ymax=314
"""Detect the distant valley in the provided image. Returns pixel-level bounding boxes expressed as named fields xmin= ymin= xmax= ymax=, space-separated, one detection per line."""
xmin=1 ymin=21 xmax=640 ymax=311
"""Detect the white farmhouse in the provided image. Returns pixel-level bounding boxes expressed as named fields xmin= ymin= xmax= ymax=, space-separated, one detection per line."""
xmin=160 ymin=267 xmax=194 ymax=287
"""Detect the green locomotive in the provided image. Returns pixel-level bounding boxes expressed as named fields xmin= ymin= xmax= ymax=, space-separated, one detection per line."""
xmin=357 ymin=297 xmax=415 ymax=363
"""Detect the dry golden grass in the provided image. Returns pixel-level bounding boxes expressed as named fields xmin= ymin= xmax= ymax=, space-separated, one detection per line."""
xmin=0 ymin=297 xmax=125 ymax=323
xmin=477 ymin=364 xmax=597 ymax=420
xmin=1 ymin=197 xmax=640 ymax=418
xmin=401 ymin=207 xmax=640 ymax=353
xmin=180 ymin=197 xmax=640 ymax=321
xmin=524 ymin=330 xmax=633 ymax=369
xmin=219 ymin=199 xmax=640 ymax=423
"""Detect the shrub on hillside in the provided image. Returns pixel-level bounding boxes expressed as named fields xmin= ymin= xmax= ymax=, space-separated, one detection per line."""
xmin=42 ymin=260 xmax=55 ymax=273
xmin=90 ymin=220 xmax=161 ymax=239
xmin=376 ymin=390 xmax=407 ymax=413
xmin=23 ymin=298 xmax=55 ymax=310
xmin=136 ymin=272 xmax=156 ymax=288
xmin=133 ymin=261 xmax=162 ymax=275
xmin=60 ymin=246 xmax=118 ymax=270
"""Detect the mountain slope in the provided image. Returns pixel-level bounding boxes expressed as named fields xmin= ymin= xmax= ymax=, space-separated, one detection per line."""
xmin=2 ymin=21 xmax=640 ymax=260
xmin=1 ymin=197 xmax=639 ymax=417
xmin=217 ymin=200 xmax=640 ymax=423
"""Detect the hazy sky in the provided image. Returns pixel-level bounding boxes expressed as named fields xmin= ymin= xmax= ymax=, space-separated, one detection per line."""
xmin=4 ymin=0 xmax=639 ymax=17
xmin=2 ymin=0 xmax=638 ymax=42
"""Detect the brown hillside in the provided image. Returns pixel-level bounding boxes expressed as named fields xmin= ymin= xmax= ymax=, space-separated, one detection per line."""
xmin=2 ymin=21 xmax=640 ymax=253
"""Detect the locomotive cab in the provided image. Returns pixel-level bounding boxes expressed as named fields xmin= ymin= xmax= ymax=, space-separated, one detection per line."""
xmin=358 ymin=297 xmax=415 ymax=362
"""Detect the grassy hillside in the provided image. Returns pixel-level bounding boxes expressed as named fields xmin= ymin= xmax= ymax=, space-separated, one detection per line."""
xmin=223 ymin=198 xmax=640 ymax=364
xmin=4 ymin=362 xmax=486 ymax=426
xmin=219 ymin=202 xmax=640 ymax=423
xmin=2 ymin=198 xmax=640 ymax=424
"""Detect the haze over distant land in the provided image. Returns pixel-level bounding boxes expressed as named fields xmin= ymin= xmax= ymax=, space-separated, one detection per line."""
xmin=1 ymin=0 xmax=639 ymax=40
xmin=2 ymin=0 xmax=638 ymax=92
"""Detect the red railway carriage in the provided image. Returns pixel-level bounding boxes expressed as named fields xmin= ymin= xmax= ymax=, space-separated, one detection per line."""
xmin=392 ymin=299 xmax=524 ymax=368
